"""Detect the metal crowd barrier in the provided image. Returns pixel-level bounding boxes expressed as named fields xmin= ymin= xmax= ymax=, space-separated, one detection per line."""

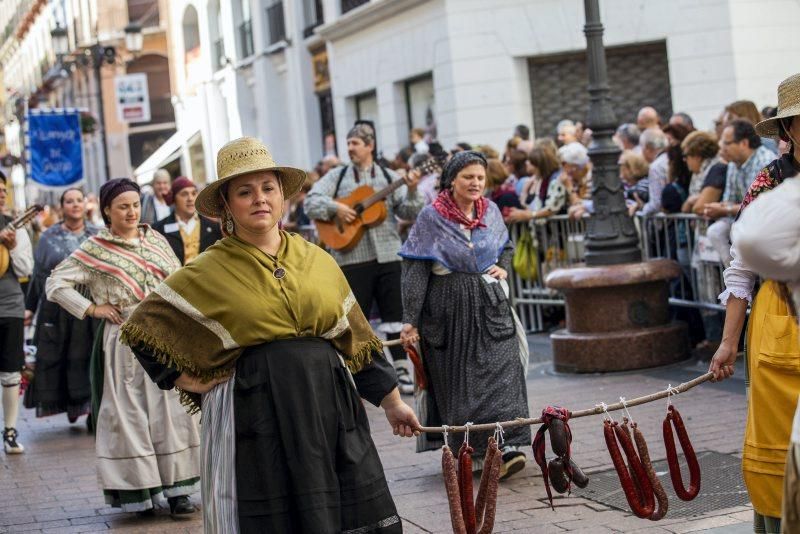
xmin=299 ymin=213 xmax=727 ymax=334
xmin=508 ymin=213 xmax=728 ymax=333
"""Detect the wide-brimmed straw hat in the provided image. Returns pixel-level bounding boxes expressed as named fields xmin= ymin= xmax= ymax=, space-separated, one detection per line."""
xmin=196 ymin=137 xmax=306 ymax=218
xmin=755 ymin=73 xmax=800 ymax=139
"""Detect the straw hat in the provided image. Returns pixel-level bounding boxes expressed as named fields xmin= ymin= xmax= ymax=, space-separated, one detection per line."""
xmin=755 ymin=73 xmax=800 ymax=139
xmin=196 ymin=137 xmax=306 ymax=218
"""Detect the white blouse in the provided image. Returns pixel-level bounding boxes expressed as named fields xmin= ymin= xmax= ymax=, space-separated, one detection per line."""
xmin=46 ymin=259 xmax=149 ymax=319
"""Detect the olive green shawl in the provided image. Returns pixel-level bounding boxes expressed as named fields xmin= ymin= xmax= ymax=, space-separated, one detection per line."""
xmin=120 ymin=232 xmax=382 ymax=412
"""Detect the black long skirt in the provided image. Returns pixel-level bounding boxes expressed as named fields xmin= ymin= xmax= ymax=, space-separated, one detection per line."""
xmin=26 ymin=300 xmax=98 ymax=418
xmin=233 ymin=337 xmax=402 ymax=533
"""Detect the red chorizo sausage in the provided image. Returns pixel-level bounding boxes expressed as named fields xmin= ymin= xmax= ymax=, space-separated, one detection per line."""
xmin=475 ymin=438 xmax=497 ymax=527
xmin=458 ymin=442 xmax=476 ymax=534
xmin=477 ymin=446 xmax=502 ymax=534
xmin=442 ymin=445 xmax=467 ymax=534
xmin=631 ymin=422 xmax=669 ymax=520
xmin=663 ymin=405 xmax=701 ymax=501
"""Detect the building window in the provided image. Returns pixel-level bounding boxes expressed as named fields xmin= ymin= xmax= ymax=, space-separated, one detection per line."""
xmin=209 ymin=1 xmax=225 ymax=70
xmin=404 ymin=74 xmax=436 ymax=140
xmin=354 ymin=91 xmax=378 ymax=130
xmin=238 ymin=0 xmax=254 ymax=58
xmin=127 ymin=0 xmax=159 ymax=28
xmin=126 ymin=54 xmax=175 ymax=126
xmin=266 ymin=1 xmax=286 ymax=45
xmin=182 ymin=6 xmax=202 ymax=84
xmin=341 ymin=0 xmax=369 ymax=15
xmin=303 ymin=0 xmax=323 ymax=38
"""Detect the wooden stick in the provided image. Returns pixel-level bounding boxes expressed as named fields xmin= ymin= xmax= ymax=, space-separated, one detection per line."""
xmin=419 ymin=372 xmax=715 ymax=434
xmin=382 ymin=338 xmax=403 ymax=347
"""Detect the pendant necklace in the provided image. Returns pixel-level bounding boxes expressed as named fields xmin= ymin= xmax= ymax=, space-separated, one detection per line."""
xmin=263 ymin=251 xmax=285 ymax=279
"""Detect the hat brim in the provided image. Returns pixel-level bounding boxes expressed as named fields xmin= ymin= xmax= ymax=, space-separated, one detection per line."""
xmin=196 ymin=166 xmax=306 ymax=219
xmin=755 ymin=104 xmax=800 ymax=139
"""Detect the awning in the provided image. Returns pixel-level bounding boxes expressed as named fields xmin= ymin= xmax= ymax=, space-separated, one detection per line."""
xmin=133 ymin=127 xmax=199 ymax=184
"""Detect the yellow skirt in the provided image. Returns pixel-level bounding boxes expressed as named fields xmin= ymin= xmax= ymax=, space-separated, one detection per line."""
xmin=743 ymin=280 xmax=800 ymax=518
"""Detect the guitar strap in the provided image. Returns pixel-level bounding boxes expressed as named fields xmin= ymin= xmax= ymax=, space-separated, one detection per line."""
xmin=333 ymin=164 xmax=392 ymax=198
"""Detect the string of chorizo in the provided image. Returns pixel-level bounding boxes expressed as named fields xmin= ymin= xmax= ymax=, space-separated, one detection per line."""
xmin=663 ymin=405 xmax=701 ymax=501
xmin=477 ymin=448 xmax=502 ymax=534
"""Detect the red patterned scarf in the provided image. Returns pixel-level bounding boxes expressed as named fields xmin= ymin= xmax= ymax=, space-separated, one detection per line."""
xmin=432 ymin=190 xmax=488 ymax=230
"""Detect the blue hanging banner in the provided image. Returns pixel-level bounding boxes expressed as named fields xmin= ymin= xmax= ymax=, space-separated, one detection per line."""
xmin=25 ymin=109 xmax=84 ymax=188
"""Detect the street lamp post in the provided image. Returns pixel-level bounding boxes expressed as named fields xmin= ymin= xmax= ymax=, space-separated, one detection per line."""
xmin=581 ymin=0 xmax=641 ymax=266
xmin=543 ymin=0 xmax=688 ymax=373
xmin=50 ymin=22 xmax=143 ymax=183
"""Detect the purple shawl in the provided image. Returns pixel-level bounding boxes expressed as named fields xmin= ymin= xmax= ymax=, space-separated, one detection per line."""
xmin=399 ymin=201 xmax=509 ymax=273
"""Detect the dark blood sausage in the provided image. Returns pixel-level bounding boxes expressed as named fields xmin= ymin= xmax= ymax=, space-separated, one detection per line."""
xmin=458 ymin=443 xmax=476 ymax=534
xmin=568 ymin=459 xmax=589 ymax=489
xmin=475 ymin=438 xmax=498 ymax=527
xmin=548 ymin=458 xmax=570 ymax=494
xmin=477 ymin=447 xmax=502 ymax=534
xmin=631 ymin=423 xmax=669 ymax=520
xmin=663 ymin=405 xmax=701 ymax=501
xmin=442 ymin=445 xmax=467 ymax=534
xmin=603 ymin=420 xmax=655 ymax=519
xmin=548 ymin=418 xmax=569 ymax=457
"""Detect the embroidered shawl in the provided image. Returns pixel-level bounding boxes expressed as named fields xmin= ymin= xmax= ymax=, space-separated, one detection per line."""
xmin=399 ymin=201 xmax=509 ymax=273
xmin=120 ymin=231 xmax=382 ymax=412
xmin=70 ymin=225 xmax=179 ymax=301
xmin=739 ymin=153 xmax=800 ymax=214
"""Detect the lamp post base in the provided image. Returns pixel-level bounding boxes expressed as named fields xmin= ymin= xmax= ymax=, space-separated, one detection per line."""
xmin=545 ymin=259 xmax=690 ymax=373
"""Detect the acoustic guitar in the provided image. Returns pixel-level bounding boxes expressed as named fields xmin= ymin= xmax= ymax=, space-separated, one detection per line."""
xmin=315 ymin=158 xmax=440 ymax=252
xmin=0 ymin=205 xmax=44 ymax=277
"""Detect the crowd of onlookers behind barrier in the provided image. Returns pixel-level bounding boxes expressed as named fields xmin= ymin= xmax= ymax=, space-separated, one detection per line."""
xmin=15 ymin=99 xmax=785 ymax=349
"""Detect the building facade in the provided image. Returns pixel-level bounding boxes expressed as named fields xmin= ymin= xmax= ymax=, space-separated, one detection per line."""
xmin=0 ymin=0 xmax=174 ymax=203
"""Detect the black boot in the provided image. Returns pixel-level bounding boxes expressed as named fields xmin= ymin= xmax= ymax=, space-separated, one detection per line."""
xmin=168 ymin=495 xmax=195 ymax=518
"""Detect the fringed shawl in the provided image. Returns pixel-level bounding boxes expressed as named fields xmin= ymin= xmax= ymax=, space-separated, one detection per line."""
xmin=399 ymin=202 xmax=509 ymax=273
xmin=120 ymin=231 xmax=382 ymax=412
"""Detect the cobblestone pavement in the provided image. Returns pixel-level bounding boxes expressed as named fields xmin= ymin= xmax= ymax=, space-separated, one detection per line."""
xmin=1 ymin=336 xmax=753 ymax=533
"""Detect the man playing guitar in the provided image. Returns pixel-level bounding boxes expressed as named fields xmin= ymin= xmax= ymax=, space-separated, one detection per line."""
xmin=306 ymin=121 xmax=423 ymax=394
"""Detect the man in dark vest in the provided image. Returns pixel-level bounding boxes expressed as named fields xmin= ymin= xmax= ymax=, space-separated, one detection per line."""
xmin=305 ymin=122 xmax=423 ymax=394
xmin=153 ymin=177 xmax=222 ymax=265
xmin=0 ymin=171 xmax=33 ymax=453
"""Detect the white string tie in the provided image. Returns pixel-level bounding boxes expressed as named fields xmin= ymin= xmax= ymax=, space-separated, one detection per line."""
xmin=464 ymin=422 xmax=473 ymax=446
xmin=596 ymin=402 xmax=612 ymax=421
xmin=494 ymin=422 xmax=506 ymax=446
xmin=442 ymin=425 xmax=449 ymax=448
xmin=620 ymin=396 xmax=634 ymax=424
xmin=666 ymin=384 xmax=681 ymax=408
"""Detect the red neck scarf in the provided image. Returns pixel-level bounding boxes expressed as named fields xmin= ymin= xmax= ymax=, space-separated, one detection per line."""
xmin=432 ymin=190 xmax=488 ymax=230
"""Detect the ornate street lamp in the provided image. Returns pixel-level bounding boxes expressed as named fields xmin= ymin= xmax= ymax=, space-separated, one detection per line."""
xmin=124 ymin=22 xmax=143 ymax=54
xmin=544 ymin=0 xmax=688 ymax=373
xmin=50 ymin=23 xmax=69 ymax=58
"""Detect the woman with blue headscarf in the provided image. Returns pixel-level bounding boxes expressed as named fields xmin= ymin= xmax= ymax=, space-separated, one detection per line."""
xmin=399 ymin=151 xmax=531 ymax=477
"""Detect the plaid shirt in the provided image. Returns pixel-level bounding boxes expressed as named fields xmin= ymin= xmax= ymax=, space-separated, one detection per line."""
xmin=305 ymin=164 xmax=424 ymax=266
xmin=722 ymin=145 xmax=776 ymax=204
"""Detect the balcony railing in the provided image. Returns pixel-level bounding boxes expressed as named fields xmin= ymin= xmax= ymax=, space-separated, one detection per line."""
xmin=266 ymin=2 xmax=286 ymax=45
xmin=213 ymin=37 xmax=225 ymax=70
xmin=341 ymin=0 xmax=369 ymax=15
xmin=239 ymin=19 xmax=254 ymax=58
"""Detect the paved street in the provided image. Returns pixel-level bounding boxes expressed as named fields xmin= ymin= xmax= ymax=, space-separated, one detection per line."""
xmin=1 ymin=336 xmax=754 ymax=533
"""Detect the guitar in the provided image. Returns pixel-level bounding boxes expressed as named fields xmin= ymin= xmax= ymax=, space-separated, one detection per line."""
xmin=0 ymin=204 xmax=44 ymax=277
xmin=315 ymin=158 xmax=440 ymax=252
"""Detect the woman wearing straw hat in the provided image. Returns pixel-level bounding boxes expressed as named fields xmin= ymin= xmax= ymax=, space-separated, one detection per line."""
xmin=710 ymin=73 xmax=800 ymax=533
xmin=121 ymin=137 xmax=419 ymax=533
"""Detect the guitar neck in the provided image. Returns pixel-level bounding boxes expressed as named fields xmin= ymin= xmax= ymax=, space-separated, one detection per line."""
xmin=361 ymin=179 xmax=406 ymax=210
